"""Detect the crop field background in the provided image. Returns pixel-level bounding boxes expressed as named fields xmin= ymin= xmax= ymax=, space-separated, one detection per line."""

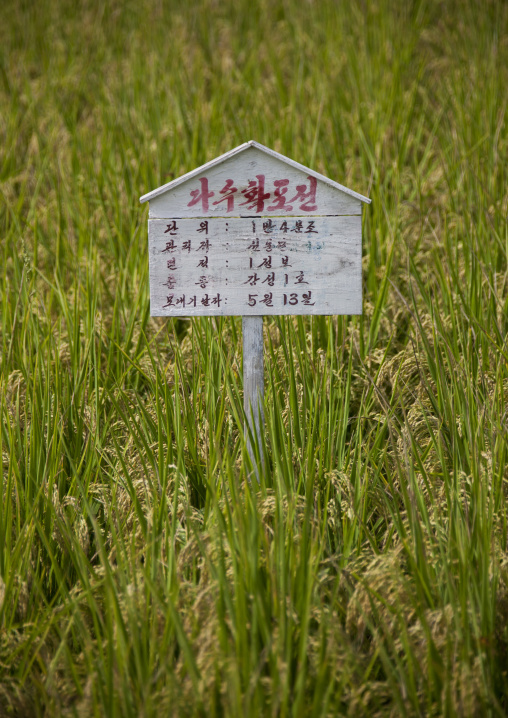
xmin=1 ymin=0 xmax=508 ymax=715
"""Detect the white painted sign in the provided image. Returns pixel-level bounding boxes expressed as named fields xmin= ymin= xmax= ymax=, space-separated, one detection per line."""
xmin=140 ymin=141 xmax=370 ymax=317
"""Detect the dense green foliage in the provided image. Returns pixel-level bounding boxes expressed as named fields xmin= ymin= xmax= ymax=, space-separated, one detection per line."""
xmin=1 ymin=0 xmax=508 ymax=715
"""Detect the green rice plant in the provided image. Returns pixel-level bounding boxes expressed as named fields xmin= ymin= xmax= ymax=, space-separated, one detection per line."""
xmin=1 ymin=0 xmax=507 ymax=715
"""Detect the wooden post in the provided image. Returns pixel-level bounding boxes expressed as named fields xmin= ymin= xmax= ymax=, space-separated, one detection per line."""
xmin=243 ymin=315 xmax=264 ymax=480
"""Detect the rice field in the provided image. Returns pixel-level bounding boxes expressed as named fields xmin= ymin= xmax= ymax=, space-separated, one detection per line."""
xmin=1 ymin=0 xmax=508 ymax=715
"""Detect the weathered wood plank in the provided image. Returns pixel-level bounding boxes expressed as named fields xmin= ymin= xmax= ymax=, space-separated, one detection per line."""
xmin=147 ymin=147 xmax=362 ymax=218
xmin=141 ymin=141 xmax=371 ymax=206
xmin=148 ymin=215 xmax=361 ymax=317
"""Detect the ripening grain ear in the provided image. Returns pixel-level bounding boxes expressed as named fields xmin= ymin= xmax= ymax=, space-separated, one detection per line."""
xmin=1 ymin=0 xmax=507 ymax=713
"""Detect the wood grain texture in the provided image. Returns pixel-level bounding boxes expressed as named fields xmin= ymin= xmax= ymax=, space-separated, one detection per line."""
xmin=148 ymin=215 xmax=362 ymax=317
xmin=147 ymin=147 xmax=362 ymax=218
xmin=140 ymin=141 xmax=371 ymax=206
xmin=243 ymin=315 xmax=264 ymax=481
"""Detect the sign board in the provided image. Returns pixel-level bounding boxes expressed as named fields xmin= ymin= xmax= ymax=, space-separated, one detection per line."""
xmin=140 ymin=141 xmax=370 ymax=317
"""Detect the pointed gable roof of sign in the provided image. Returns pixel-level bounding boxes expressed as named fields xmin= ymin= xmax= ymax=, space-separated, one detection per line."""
xmin=139 ymin=140 xmax=371 ymax=205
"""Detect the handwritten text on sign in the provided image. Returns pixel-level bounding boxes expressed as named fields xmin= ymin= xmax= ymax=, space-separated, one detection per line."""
xmin=148 ymin=215 xmax=361 ymax=316
xmin=187 ymin=174 xmax=318 ymax=214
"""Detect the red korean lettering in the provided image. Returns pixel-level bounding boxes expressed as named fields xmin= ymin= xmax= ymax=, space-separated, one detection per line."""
xmin=162 ymin=240 xmax=177 ymax=253
xmin=240 ymin=175 xmax=270 ymax=213
xmin=267 ymin=180 xmax=292 ymax=211
xmin=244 ymin=273 xmax=260 ymax=286
xmin=288 ymin=176 xmax=317 ymax=212
xmin=187 ymin=178 xmax=214 ymax=212
xmin=295 ymin=271 xmax=309 ymax=285
xmin=163 ymin=276 xmax=176 ymax=290
xmin=196 ymin=240 xmax=211 ymax=253
xmin=213 ymin=180 xmax=237 ymax=212
xmin=164 ymin=221 xmax=178 ymax=235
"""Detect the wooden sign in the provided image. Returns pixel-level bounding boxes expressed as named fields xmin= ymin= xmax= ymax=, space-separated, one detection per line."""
xmin=141 ymin=142 xmax=371 ymax=479
xmin=140 ymin=141 xmax=370 ymax=317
